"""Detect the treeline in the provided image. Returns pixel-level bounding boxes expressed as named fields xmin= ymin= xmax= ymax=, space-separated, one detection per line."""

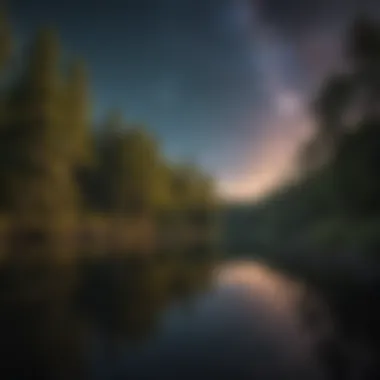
xmin=0 ymin=10 xmax=216 ymax=233
xmin=226 ymin=16 xmax=380 ymax=256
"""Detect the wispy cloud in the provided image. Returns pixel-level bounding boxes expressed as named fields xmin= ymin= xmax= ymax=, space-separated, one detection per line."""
xmin=218 ymin=0 xmax=316 ymax=200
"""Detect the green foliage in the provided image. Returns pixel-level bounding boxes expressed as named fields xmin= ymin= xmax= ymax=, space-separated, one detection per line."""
xmin=64 ymin=60 xmax=93 ymax=167
xmin=88 ymin=113 xmax=217 ymax=221
xmin=305 ymin=17 xmax=380 ymax=166
xmin=110 ymin=126 xmax=162 ymax=215
xmin=0 ymin=28 xmax=78 ymax=221
xmin=0 ymin=10 xmax=216 ymax=243
xmin=91 ymin=114 xmax=165 ymax=215
xmin=234 ymin=17 xmax=380 ymax=255
xmin=331 ymin=121 xmax=380 ymax=216
xmin=169 ymin=165 xmax=215 ymax=210
xmin=0 ymin=9 xmax=11 ymax=71
xmin=315 ymin=74 xmax=354 ymax=135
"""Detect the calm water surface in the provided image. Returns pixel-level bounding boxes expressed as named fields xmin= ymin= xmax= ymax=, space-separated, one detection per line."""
xmin=0 ymin=257 xmax=331 ymax=380
xmin=86 ymin=260 xmax=329 ymax=380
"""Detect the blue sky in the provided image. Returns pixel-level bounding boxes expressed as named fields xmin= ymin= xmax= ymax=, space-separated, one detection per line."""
xmin=9 ymin=0 xmax=380 ymax=200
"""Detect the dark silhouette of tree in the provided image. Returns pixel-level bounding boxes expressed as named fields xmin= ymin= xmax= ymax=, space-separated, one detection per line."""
xmin=348 ymin=16 xmax=380 ymax=120
xmin=305 ymin=17 xmax=380 ymax=168
xmin=300 ymin=16 xmax=380 ymax=217
xmin=315 ymin=74 xmax=354 ymax=140
xmin=238 ymin=16 xmax=380 ymax=256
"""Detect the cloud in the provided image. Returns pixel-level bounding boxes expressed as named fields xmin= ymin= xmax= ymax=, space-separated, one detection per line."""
xmin=258 ymin=0 xmax=380 ymax=33
xmin=217 ymin=0 xmax=318 ymax=200
xmin=218 ymin=99 xmax=313 ymax=201
xmin=218 ymin=0 xmax=380 ymax=201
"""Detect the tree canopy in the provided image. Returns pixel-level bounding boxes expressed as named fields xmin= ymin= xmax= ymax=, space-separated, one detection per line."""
xmin=0 ymin=11 xmax=216 ymax=233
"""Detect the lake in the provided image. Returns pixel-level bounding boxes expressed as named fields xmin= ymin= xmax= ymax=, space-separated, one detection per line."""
xmin=0 ymin=254 xmax=333 ymax=380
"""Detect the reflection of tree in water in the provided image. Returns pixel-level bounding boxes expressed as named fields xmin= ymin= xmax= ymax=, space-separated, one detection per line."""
xmin=0 ymin=245 xmax=215 ymax=380
xmin=0 ymin=246 xmax=82 ymax=379
xmin=76 ymin=252 xmax=215 ymax=340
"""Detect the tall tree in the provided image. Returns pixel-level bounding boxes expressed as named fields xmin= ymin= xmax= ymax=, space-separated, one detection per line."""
xmin=314 ymin=74 xmax=354 ymax=139
xmin=169 ymin=165 xmax=215 ymax=214
xmin=2 ymin=28 xmax=77 ymax=225
xmin=0 ymin=8 xmax=11 ymax=71
xmin=95 ymin=110 xmax=125 ymax=213
xmin=347 ymin=16 xmax=380 ymax=120
xmin=0 ymin=8 xmax=11 ymax=129
xmin=304 ymin=16 xmax=380 ymax=172
xmin=302 ymin=74 xmax=354 ymax=170
xmin=64 ymin=60 xmax=93 ymax=167
xmin=88 ymin=112 xmax=164 ymax=216
xmin=114 ymin=127 xmax=162 ymax=216
xmin=304 ymin=16 xmax=380 ymax=217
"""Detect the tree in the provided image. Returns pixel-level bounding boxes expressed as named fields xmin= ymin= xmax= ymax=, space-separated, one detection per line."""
xmin=304 ymin=17 xmax=380 ymax=169
xmin=347 ymin=16 xmax=380 ymax=120
xmin=1 ymin=28 xmax=77 ymax=225
xmin=64 ymin=60 xmax=93 ymax=167
xmin=331 ymin=120 xmax=380 ymax=216
xmin=303 ymin=16 xmax=380 ymax=218
xmin=168 ymin=164 xmax=216 ymax=225
xmin=0 ymin=8 xmax=11 ymax=131
xmin=95 ymin=110 xmax=126 ymax=213
xmin=301 ymin=73 xmax=354 ymax=171
xmin=314 ymin=74 xmax=354 ymax=139
xmin=92 ymin=113 xmax=167 ymax=217
xmin=0 ymin=8 xmax=11 ymax=71
xmin=0 ymin=11 xmax=217 ymax=247
xmin=114 ymin=126 xmax=162 ymax=216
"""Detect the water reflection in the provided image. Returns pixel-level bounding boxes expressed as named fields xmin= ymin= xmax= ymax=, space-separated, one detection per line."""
xmin=0 ymin=253 xmax=330 ymax=380
xmin=0 ymin=248 xmax=215 ymax=379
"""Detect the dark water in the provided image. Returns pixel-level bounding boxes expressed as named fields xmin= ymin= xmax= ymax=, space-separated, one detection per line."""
xmin=0 ymin=254 xmax=331 ymax=380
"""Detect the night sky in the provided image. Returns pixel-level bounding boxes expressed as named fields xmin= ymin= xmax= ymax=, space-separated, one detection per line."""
xmin=9 ymin=0 xmax=380 ymax=200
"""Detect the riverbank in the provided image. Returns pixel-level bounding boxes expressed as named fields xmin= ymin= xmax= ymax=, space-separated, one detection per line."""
xmin=0 ymin=214 xmax=218 ymax=263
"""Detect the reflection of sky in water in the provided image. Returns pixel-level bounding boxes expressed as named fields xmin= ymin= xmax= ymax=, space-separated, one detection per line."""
xmin=215 ymin=261 xmax=304 ymax=313
xmin=88 ymin=262 xmax=329 ymax=380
